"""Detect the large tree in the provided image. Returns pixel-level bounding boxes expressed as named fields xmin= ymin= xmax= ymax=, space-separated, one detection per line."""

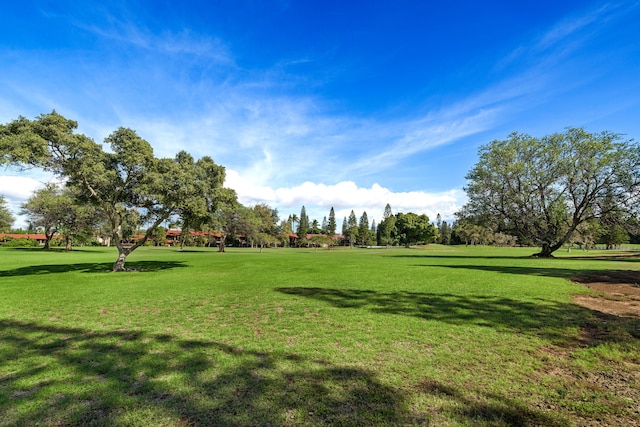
xmin=462 ymin=128 xmax=640 ymax=257
xmin=0 ymin=195 xmax=14 ymax=232
xmin=394 ymin=212 xmax=437 ymax=247
xmin=0 ymin=112 xmax=228 ymax=270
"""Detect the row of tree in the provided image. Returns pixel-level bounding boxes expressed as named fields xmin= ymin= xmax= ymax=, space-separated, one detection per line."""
xmin=285 ymin=203 xmax=437 ymax=248
xmin=2 ymin=113 xmax=639 ymax=265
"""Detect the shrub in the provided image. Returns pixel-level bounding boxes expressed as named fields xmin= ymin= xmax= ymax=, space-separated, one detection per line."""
xmin=2 ymin=238 xmax=40 ymax=247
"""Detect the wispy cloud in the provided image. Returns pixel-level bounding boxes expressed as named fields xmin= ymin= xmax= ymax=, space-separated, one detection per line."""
xmin=71 ymin=8 xmax=234 ymax=64
xmin=501 ymin=2 xmax=637 ymax=69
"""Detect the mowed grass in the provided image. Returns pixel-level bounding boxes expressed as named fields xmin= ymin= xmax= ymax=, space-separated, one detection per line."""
xmin=0 ymin=245 xmax=638 ymax=426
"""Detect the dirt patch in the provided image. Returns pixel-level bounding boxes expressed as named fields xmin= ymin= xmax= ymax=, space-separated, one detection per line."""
xmin=572 ymin=270 xmax=640 ymax=318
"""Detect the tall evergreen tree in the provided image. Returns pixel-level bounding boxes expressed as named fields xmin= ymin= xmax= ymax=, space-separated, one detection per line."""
xmin=378 ymin=204 xmax=396 ymax=247
xmin=327 ymin=207 xmax=337 ymax=237
xmin=341 ymin=217 xmax=347 ymax=236
xmin=358 ymin=211 xmax=370 ymax=245
xmin=297 ymin=206 xmax=309 ymax=245
xmin=347 ymin=210 xmax=358 ymax=247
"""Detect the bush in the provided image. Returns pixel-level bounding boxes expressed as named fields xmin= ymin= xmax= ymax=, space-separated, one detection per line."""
xmin=2 ymin=238 xmax=40 ymax=247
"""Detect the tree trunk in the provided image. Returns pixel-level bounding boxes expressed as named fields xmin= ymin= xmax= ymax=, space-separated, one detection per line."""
xmin=218 ymin=240 xmax=225 ymax=252
xmin=533 ymin=241 xmax=563 ymax=258
xmin=113 ymin=250 xmax=129 ymax=271
xmin=65 ymin=236 xmax=72 ymax=251
xmin=43 ymin=228 xmax=55 ymax=250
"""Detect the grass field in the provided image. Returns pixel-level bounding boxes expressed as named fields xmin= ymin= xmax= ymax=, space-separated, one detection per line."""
xmin=0 ymin=245 xmax=638 ymax=426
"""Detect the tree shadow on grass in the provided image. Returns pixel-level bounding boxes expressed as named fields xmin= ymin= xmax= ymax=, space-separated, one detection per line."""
xmin=0 ymin=260 xmax=187 ymax=277
xmin=0 ymin=319 xmax=410 ymax=426
xmin=276 ymin=287 xmax=640 ymax=345
xmin=388 ymin=252 xmax=640 ymax=263
xmin=417 ymin=379 xmax=571 ymax=426
xmin=418 ymin=263 xmax=586 ymax=280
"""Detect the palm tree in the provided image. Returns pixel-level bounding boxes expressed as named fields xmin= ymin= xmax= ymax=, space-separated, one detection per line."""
xmin=290 ymin=214 xmax=299 ymax=235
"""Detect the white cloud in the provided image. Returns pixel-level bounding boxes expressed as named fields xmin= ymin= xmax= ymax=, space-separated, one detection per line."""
xmin=225 ymin=169 xmax=465 ymax=223
xmin=0 ymin=175 xmax=45 ymax=202
xmin=0 ymin=175 xmax=50 ymax=228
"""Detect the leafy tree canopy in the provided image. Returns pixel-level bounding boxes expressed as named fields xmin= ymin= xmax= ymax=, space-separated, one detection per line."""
xmin=462 ymin=128 xmax=640 ymax=257
xmin=394 ymin=212 xmax=436 ymax=247
xmin=1 ymin=111 xmax=229 ymax=270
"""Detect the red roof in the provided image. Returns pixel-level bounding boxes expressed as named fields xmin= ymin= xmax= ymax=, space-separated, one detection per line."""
xmin=165 ymin=230 xmax=221 ymax=238
xmin=0 ymin=233 xmax=49 ymax=240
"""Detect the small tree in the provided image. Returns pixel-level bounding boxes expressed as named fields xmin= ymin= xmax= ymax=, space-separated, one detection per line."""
xmin=20 ymin=184 xmax=62 ymax=250
xmin=0 ymin=195 xmax=14 ymax=232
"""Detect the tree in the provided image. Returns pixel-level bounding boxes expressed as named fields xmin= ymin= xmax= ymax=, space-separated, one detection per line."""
xmin=289 ymin=214 xmax=298 ymax=235
xmin=1 ymin=112 xmax=228 ymax=270
xmin=297 ymin=206 xmax=309 ymax=246
xmin=56 ymin=185 xmax=100 ymax=251
xmin=358 ymin=211 xmax=370 ymax=245
xmin=250 ymin=203 xmax=280 ymax=251
xmin=210 ymin=189 xmax=241 ymax=252
xmin=462 ymin=128 xmax=640 ymax=257
xmin=20 ymin=184 xmax=62 ymax=249
xmin=327 ymin=207 xmax=337 ymax=238
xmin=346 ymin=210 xmax=358 ymax=247
xmin=597 ymin=192 xmax=632 ymax=249
xmin=439 ymin=220 xmax=452 ymax=245
xmin=0 ymin=195 xmax=14 ymax=232
xmin=377 ymin=204 xmax=396 ymax=247
xmin=394 ymin=212 xmax=437 ymax=247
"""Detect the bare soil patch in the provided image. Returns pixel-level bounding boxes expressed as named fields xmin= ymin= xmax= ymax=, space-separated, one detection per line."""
xmin=573 ymin=270 xmax=640 ymax=318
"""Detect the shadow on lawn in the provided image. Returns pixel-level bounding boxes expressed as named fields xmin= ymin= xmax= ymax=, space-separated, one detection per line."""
xmin=0 ymin=260 xmax=187 ymax=277
xmin=0 ymin=318 xmax=573 ymax=427
xmin=419 ymin=263 xmax=584 ymax=280
xmin=0 ymin=319 xmax=406 ymax=426
xmin=388 ymin=252 xmax=640 ymax=263
xmin=276 ymin=287 xmax=640 ymax=345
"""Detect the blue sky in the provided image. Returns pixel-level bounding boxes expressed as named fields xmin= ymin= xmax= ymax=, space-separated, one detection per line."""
xmin=1 ymin=1 xmax=640 ymax=228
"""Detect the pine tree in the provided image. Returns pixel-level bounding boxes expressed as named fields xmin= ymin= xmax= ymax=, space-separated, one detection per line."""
xmin=358 ymin=211 xmax=369 ymax=245
xmin=378 ymin=204 xmax=396 ymax=247
xmin=297 ymin=206 xmax=309 ymax=245
xmin=347 ymin=210 xmax=358 ymax=247
xmin=327 ymin=207 xmax=337 ymax=237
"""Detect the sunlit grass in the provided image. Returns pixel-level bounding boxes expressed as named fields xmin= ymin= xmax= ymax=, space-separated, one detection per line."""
xmin=0 ymin=245 xmax=638 ymax=426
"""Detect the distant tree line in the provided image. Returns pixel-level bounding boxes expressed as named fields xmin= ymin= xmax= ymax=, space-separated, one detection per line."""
xmin=3 ymin=115 xmax=639 ymax=263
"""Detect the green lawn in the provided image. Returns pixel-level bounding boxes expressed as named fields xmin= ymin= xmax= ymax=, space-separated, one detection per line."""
xmin=0 ymin=245 xmax=638 ymax=426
